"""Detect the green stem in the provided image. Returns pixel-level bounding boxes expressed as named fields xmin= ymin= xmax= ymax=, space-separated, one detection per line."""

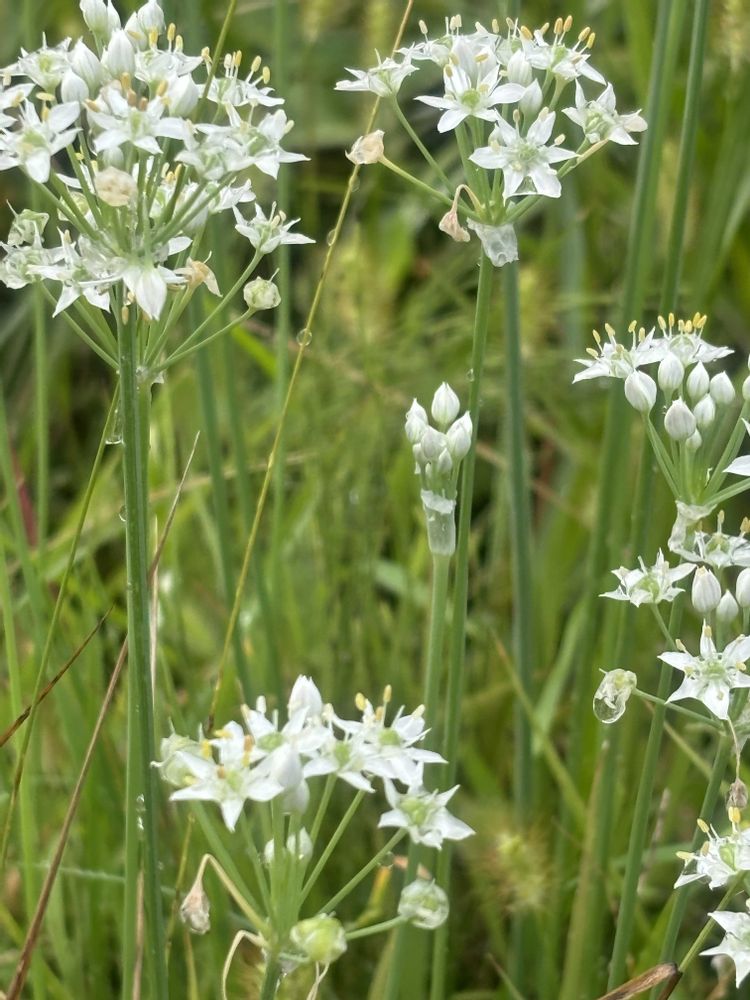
xmin=347 ymin=916 xmax=406 ymax=941
xmin=258 ymin=957 xmax=281 ymax=1000
xmin=431 ymin=252 xmax=494 ymax=1000
xmin=117 ymin=314 xmax=167 ymax=1000
xmin=300 ymin=791 xmax=366 ymax=905
xmin=424 ymin=553 xmax=451 ymax=741
xmin=321 ymin=830 xmax=405 ymax=914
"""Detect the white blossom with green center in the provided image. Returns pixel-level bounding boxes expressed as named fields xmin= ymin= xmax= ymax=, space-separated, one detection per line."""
xmin=601 ymin=550 xmax=695 ymax=606
xmin=659 ymin=626 xmax=750 ymax=721
xmin=702 ymin=903 xmax=750 ymax=987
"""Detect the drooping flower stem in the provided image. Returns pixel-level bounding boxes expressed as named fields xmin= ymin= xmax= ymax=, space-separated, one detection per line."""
xmin=430 ymin=252 xmax=494 ymax=1000
xmin=117 ymin=311 xmax=167 ymax=1000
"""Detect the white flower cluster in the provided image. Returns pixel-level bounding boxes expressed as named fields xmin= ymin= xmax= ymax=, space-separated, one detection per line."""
xmin=337 ymin=14 xmax=645 ymax=266
xmin=574 ymin=314 xmax=742 ymax=451
xmin=157 ymin=675 xmax=473 ymax=848
xmin=0 ymin=0 xmax=311 ymax=322
xmin=405 ymin=383 xmax=472 ymax=555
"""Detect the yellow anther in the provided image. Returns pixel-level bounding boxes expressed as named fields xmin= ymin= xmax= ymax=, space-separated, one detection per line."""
xmin=418 ymin=19 xmax=428 ymax=34
xmin=234 ymin=50 xmax=242 ymax=68
xmin=216 ymin=765 xmax=226 ymax=779
xmin=175 ymin=34 xmax=184 ymax=51
xmin=657 ymin=315 xmax=666 ymax=331
xmin=604 ymin=322 xmax=616 ymax=339
xmin=491 ymin=18 xmax=500 ymax=33
xmin=539 ymin=21 xmax=549 ymax=35
xmin=201 ymin=45 xmax=211 ymax=62
xmin=587 ymin=32 xmax=596 ymax=48
xmin=563 ymin=15 xmax=573 ymax=32
xmin=675 ymin=850 xmax=693 ymax=861
xmin=729 ymin=805 xmax=742 ymax=824
xmin=383 ymin=684 xmax=392 ymax=704
xmin=148 ymin=28 xmax=158 ymax=46
xmin=251 ymin=54 xmax=262 ymax=74
xmin=223 ymin=52 xmax=232 ymax=71
xmin=520 ymin=25 xmax=533 ymax=39
xmin=685 ymin=320 xmax=693 ymax=333
xmin=668 ymin=311 xmax=675 ymax=327
xmin=697 ymin=817 xmax=710 ymax=833
xmin=355 ymin=692 xmax=366 ymax=712
xmin=592 ymin=329 xmax=601 ymax=346
xmin=578 ymin=26 xmax=590 ymax=42
xmin=585 ymin=348 xmax=598 ymax=359
xmin=262 ymin=66 xmax=271 ymax=84
xmin=167 ymin=22 xmax=176 ymax=43
xmin=554 ymin=17 xmax=563 ymax=34
xmin=156 ymin=79 xmax=168 ymax=97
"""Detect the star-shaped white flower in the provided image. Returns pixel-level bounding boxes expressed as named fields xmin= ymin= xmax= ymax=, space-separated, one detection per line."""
xmin=0 ymin=100 xmax=81 ymax=183
xmin=563 ymin=82 xmax=647 ymax=145
xmin=234 ymin=202 xmax=313 ymax=254
xmin=675 ymin=823 xmax=750 ymax=890
xmin=702 ymin=903 xmax=750 ymax=987
xmin=659 ymin=625 xmax=750 ymax=720
xmin=378 ymin=780 xmax=474 ymax=848
xmin=87 ymin=84 xmax=188 ymax=155
xmin=521 ymin=29 xmax=605 ymax=84
xmin=601 ymin=550 xmax=694 ymax=606
xmin=335 ymin=55 xmax=417 ymax=98
xmin=415 ymin=38 xmax=524 ymax=132
xmin=469 ymin=110 xmax=576 ymax=199
xmin=170 ymin=751 xmax=282 ymax=832
xmin=573 ymin=326 xmax=664 ymax=382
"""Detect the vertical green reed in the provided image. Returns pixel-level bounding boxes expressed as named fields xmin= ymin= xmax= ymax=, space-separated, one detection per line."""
xmin=117 ymin=310 xmax=167 ymax=1000
xmin=430 ymin=252 xmax=493 ymax=1000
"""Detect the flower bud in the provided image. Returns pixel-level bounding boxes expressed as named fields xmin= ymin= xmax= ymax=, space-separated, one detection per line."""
xmin=168 ymin=75 xmax=199 ymax=117
xmin=95 ymin=165 xmax=137 ymax=207
xmin=136 ymin=0 xmax=165 ymax=33
xmin=398 ymin=879 xmax=449 ymax=929
xmin=685 ymin=429 xmax=702 ymax=452
xmin=270 ymin=745 xmax=302 ymax=790
xmin=290 ymin=915 xmax=347 ymax=966
xmin=436 ymin=448 xmax=453 ymax=476
xmin=103 ymin=30 xmax=136 ymax=77
xmin=264 ymin=828 xmax=313 ymax=865
xmin=446 ymin=412 xmax=472 ymax=460
xmin=736 ymin=568 xmax=750 ymax=608
xmin=60 ymin=70 xmax=87 ymax=103
xmin=691 ymin=566 xmax=721 ymax=613
xmin=438 ymin=207 xmax=470 ymax=243
xmin=100 ymin=146 xmax=125 ymax=169
xmin=288 ymin=675 xmax=323 ymax=717
xmin=710 ymin=372 xmax=735 ymax=406
xmin=693 ymin=394 xmax=716 ymax=429
xmin=686 ymin=362 xmax=709 ymax=401
xmin=156 ymin=732 xmax=202 ymax=787
xmin=506 ymin=50 xmax=534 ymax=86
xmin=420 ymin=426 xmax=447 ymax=462
xmin=717 ymin=590 xmax=739 ymax=623
xmin=657 ymin=352 xmax=684 ymax=394
xmin=282 ymin=778 xmax=309 ymax=815
xmin=664 ymin=398 xmax=696 ymax=441
xmin=81 ymin=0 xmax=120 ymax=38
xmin=744 ymin=375 xmax=750 ymax=402
xmin=431 ymin=382 xmax=460 ymax=428
xmin=71 ymin=41 xmax=104 ymax=92
xmin=519 ymin=78 xmax=543 ymax=117
xmin=624 ymin=371 xmax=656 ymax=413
xmin=346 ymin=130 xmax=385 ymax=165
xmin=180 ymin=871 xmax=210 ymax=935
xmin=405 ymin=399 xmax=428 ymax=444
xmin=243 ymin=278 xmax=280 ymax=311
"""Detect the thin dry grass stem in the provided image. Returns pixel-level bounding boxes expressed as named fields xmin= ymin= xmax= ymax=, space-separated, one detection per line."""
xmin=0 ymin=613 xmax=109 ymax=749
xmin=595 ymin=963 xmax=680 ymax=1000
xmin=4 ymin=436 xmax=200 ymax=1000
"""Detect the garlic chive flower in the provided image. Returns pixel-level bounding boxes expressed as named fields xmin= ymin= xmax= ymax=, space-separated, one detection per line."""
xmin=379 ymin=779 xmax=474 ymax=848
xmin=702 ymin=902 xmax=750 ymax=988
xmin=659 ymin=625 xmax=750 ymax=721
xmin=0 ymin=1 xmax=311 ymax=331
xmin=336 ymin=15 xmax=645 ymax=266
xmin=398 ymin=879 xmax=450 ymax=929
xmin=675 ymin=820 xmax=750 ymax=890
xmin=600 ymin=551 xmax=694 ymax=606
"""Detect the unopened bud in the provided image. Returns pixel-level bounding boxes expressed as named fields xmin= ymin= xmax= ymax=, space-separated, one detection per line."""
xmin=693 ymin=394 xmax=716 ymax=429
xmin=103 ymin=30 xmax=136 ymax=77
xmin=168 ymin=75 xmax=199 ymax=116
xmin=446 ymin=412 xmax=472 ymax=460
xmin=420 ymin=426 xmax=447 ymax=462
xmin=685 ymin=429 xmax=702 ymax=452
xmin=657 ymin=352 xmax=684 ymax=394
xmin=717 ymin=590 xmax=739 ymax=623
xmin=405 ymin=399 xmax=429 ymax=444
xmin=60 ymin=70 xmax=89 ymax=103
xmin=664 ymin=398 xmax=696 ymax=441
xmin=81 ymin=0 xmax=120 ymax=38
xmin=519 ymin=79 xmax=543 ymax=117
xmin=736 ymin=568 xmax=750 ymax=608
xmin=624 ymin=371 xmax=656 ymax=413
xmin=346 ymin=130 xmax=385 ymax=165
xmin=431 ymin=383 xmax=460 ymax=428
xmin=686 ymin=362 xmax=709 ymax=401
xmin=710 ymin=371 xmax=735 ymax=406
xmin=691 ymin=566 xmax=721 ymax=613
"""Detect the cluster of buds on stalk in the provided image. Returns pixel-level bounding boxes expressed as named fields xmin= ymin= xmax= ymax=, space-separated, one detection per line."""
xmin=405 ymin=383 xmax=472 ymax=555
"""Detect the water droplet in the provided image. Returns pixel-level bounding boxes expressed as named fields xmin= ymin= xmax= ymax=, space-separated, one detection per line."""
xmin=296 ymin=327 xmax=313 ymax=346
xmin=106 ymin=404 xmax=123 ymax=446
xmin=466 ymin=368 xmax=475 ymax=382
xmin=592 ymin=694 xmax=625 ymax=724
xmin=325 ymin=229 xmax=336 ymax=247
xmin=135 ymin=794 xmax=145 ymax=813
xmin=592 ymin=669 xmax=637 ymax=724
xmin=118 ymin=505 xmax=127 ymax=522
xmin=380 ymin=852 xmax=395 ymax=870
